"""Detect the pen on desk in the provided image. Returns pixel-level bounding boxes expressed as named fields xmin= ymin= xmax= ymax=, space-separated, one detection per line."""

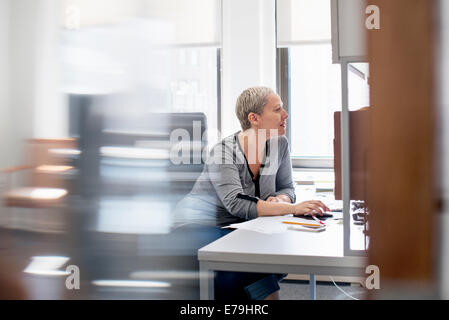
xmin=312 ymin=215 xmax=326 ymax=226
xmin=282 ymin=221 xmax=322 ymax=227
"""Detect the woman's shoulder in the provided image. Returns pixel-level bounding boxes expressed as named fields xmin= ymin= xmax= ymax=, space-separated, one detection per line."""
xmin=278 ymin=135 xmax=289 ymax=147
xmin=269 ymin=135 xmax=290 ymax=151
xmin=206 ymin=132 xmax=241 ymax=162
xmin=211 ymin=132 xmax=239 ymax=151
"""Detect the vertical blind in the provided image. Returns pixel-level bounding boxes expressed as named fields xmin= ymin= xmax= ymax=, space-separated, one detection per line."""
xmin=61 ymin=0 xmax=221 ymax=45
xmin=276 ymin=0 xmax=332 ymax=47
xmin=277 ymin=0 xmax=367 ymax=59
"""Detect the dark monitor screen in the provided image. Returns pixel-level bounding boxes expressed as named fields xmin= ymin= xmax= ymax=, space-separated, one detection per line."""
xmin=333 ymin=108 xmax=370 ymax=201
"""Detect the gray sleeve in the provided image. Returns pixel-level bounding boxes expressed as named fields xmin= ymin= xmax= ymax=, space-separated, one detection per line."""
xmin=207 ymin=145 xmax=258 ymax=220
xmin=271 ymin=137 xmax=296 ymax=203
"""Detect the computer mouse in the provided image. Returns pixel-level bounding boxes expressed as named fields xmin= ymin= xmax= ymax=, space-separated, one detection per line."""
xmin=294 ymin=213 xmax=334 ymax=221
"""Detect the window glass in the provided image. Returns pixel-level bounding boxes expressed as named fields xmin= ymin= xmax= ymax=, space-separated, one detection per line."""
xmin=289 ymin=44 xmax=341 ymax=157
xmin=348 ymin=62 xmax=370 ymax=111
xmin=277 ymin=0 xmax=331 ymax=45
xmin=60 ymin=0 xmax=220 ymax=142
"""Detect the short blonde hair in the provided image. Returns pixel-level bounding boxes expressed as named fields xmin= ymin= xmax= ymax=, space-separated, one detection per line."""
xmin=235 ymin=86 xmax=275 ymax=131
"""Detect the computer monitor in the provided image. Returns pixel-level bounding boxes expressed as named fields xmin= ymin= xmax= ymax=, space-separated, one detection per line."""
xmin=333 ymin=108 xmax=370 ymax=201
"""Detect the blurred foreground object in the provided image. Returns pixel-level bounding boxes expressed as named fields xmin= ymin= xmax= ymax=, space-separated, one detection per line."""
xmin=0 ymin=259 xmax=27 ymax=299
xmin=0 ymin=230 xmax=27 ymax=299
xmin=1 ymin=139 xmax=76 ymax=233
xmin=367 ymin=0 xmax=438 ymax=298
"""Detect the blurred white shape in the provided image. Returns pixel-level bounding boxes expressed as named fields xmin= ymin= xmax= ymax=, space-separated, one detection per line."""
xmin=64 ymin=4 xmax=80 ymax=30
xmin=60 ymin=19 xmax=173 ymax=95
xmin=277 ymin=0 xmax=331 ymax=45
xmin=100 ymin=146 xmax=170 ymax=160
xmin=30 ymin=188 xmax=68 ymax=200
xmin=5 ymin=187 xmax=68 ymax=201
xmin=60 ymin=0 xmax=220 ymax=44
xmin=48 ymin=148 xmax=81 ymax=156
xmin=24 ymin=256 xmax=70 ymax=276
xmin=96 ymin=197 xmax=172 ymax=234
xmin=130 ymin=270 xmax=213 ymax=281
xmin=62 ymin=46 xmax=125 ymax=75
xmin=36 ymin=165 xmax=73 ymax=173
xmin=92 ymin=280 xmax=170 ymax=288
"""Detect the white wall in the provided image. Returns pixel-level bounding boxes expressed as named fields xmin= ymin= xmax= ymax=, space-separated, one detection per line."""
xmin=31 ymin=0 xmax=67 ymax=138
xmin=221 ymin=0 xmax=277 ymax=137
xmin=0 ymin=0 xmax=11 ymax=169
xmin=0 ymin=0 xmax=67 ymax=168
xmin=8 ymin=0 xmax=39 ymax=166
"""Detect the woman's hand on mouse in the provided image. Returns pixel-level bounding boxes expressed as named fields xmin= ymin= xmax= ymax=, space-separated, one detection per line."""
xmin=291 ymin=200 xmax=330 ymax=216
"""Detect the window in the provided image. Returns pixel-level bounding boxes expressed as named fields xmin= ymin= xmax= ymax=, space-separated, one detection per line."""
xmin=277 ymin=0 xmax=341 ymax=161
xmin=277 ymin=0 xmax=370 ymax=167
xmin=348 ymin=62 xmax=370 ymax=110
xmin=289 ymin=44 xmax=341 ymax=158
xmin=168 ymin=47 xmax=220 ymax=145
xmin=60 ymin=0 xmax=221 ymax=143
xmin=277 ymin=0 xmax=371 ymax=255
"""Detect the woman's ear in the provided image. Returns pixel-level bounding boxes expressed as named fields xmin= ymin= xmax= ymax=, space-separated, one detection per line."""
xmin=248 ymin=112 xmax=259 ymax=127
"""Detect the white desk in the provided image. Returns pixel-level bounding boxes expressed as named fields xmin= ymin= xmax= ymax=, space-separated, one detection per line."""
xmin=198 ymin=219 xmax=367 ymax=300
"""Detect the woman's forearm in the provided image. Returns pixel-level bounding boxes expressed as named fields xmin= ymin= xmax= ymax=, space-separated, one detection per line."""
xmin=256 ymin=200 xmax=294 ymax=217
xmin=275 ymin=194 xmax=292 ymax=203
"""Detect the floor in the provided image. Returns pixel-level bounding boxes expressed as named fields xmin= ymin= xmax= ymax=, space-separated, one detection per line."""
xmin=279 ymin=279 xmax=369 ymax=300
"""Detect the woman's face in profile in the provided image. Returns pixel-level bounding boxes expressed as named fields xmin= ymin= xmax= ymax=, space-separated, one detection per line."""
xmin=256 ymin=93 xmax=289 ymax=137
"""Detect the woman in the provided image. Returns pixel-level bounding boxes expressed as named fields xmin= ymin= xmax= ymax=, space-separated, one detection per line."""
xmin=175 ymin=86 xmax=329 ymax=300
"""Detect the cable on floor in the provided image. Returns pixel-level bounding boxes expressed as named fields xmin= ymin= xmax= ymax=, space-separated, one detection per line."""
xmin=329 ymin=276 xmax=360 ymax=300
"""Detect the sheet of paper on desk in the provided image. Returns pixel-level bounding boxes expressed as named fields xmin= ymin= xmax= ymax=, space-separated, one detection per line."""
xmin=223 ymin=215 xmax=323 ymax=234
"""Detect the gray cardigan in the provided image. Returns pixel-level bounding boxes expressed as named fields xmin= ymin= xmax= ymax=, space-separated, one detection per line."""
xmin=179 ymin=131 xmax=296 ymax=227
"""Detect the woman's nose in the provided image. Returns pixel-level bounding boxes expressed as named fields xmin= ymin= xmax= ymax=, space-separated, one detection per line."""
xmin=282 ymin=108 xmax=289 ymax=119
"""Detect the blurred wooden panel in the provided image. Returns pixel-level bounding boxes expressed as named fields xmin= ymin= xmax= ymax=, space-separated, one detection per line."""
xmin=26 ymin=138 xmax=77 ymax=189
xmin=367 ymin=0 xmax=437 ymax=289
